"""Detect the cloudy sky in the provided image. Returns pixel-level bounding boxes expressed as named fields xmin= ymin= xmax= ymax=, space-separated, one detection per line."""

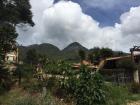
xmin=17 ymin=0 xmax=140 ymax=52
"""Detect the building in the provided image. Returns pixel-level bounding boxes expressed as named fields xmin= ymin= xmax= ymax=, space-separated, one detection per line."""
xmin=98 ymin=54 xmax=140 ymax=84
xmin=72 ymin=54 xmax=140 ymax=84
xmin=5 ymin=48 xmax=18 ymax=63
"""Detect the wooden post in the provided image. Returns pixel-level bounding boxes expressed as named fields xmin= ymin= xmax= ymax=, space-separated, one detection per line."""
xmin=16 ymin=48 xmax=19 ymax=64
xmin=42 ymin=87 xmax=47 ymax=97
xmin=133 ymin=69 xmax=139 ymax=84
xmin=131 ymin=49 xmax=139 ymax=84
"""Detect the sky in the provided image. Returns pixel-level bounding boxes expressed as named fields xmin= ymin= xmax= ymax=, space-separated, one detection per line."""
xmin=17 ymin=0 xmax=140 ymax=52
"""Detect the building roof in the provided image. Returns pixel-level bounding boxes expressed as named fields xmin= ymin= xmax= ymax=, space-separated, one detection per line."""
xmin=106 ymin=55 xmax=131 ymax=61
xmin=106 ymin=54 xmax=140 ymax=61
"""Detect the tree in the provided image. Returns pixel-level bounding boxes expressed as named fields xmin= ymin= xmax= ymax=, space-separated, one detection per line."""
xmin=78 ymin=49 xmax=86 ymax=62
xmin=0 ymin=0 xmax=34 ymax=92
xmin=100 ymin=48 xmax=113 ymax=59
xmin=90 ymin=47 xmax=101 ymax=62
xmin=38 ymin=54 xmax=49 ymax=68
xmin=0 ymin=23 xmax=18 ymax=61
xmin=26 ymin=49 xmax=38 ymax=65
xmin=87 ymin=53 xmax=93 ymax=63
xmin=0 ymin=0 xmax=34 ymax=63
xmin=0 ymin=0 xmax=34 ymax=26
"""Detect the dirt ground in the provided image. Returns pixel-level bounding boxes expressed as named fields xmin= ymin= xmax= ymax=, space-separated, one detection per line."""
xmin=127 ymin=101 xmax=140 ymax=105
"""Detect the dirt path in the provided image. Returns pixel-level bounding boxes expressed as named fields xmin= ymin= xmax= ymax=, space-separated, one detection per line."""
xmin=127 ymin=101 xmax=140 ymax=105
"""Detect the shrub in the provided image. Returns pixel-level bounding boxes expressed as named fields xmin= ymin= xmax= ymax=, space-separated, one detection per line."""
xmin=60 ymin=66 xmax=106 ymax=105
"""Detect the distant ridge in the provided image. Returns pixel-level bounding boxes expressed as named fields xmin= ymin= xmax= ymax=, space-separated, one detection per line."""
xmin=18 ymin=42 xmax=88 ymax=61
xmin=18 ymin=43 xmax=60 ymax=60
xmin=18 ymin=42 xmax=126 ymax=61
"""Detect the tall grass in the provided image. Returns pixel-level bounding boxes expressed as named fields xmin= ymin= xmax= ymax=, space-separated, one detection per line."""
xmin=105 ymin=84 xmax=130 ymax=105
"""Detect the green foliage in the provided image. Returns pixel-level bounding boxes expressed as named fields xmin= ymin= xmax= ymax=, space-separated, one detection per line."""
xmin=44 ymin=60 xmax=59 ymax=74
xmin=90 ymin=47 xmax=114 ymax=63
xmin=61 ymin=66 xmax=106 ymax=105
xmin=38 ymin=54 xmax=49 ymax=67
xmin=46 ymin=77 xmax=59 ymax=92
xmin=113 ymin=51 xmax=126 ymax=56
xmin=45 ymin=60 xmax=75 ymax=75
xmin=91 ymin=47 xmax=101 ymax=61
xmin=0 ymin=66 xmax=12 ymax=94
xmin=0 ymin=23 xmax=18 ymax=61
xmin=100 ymin=48 xmax=113 ymax=58
xmin=14 ymin=64 xmax=41 ymax=93
xmin=26 ymin=49 xmax=39 ymax=65
xmin=128 ymin=94 xmax=140 ymax=101
xmin=0 ymin=0 xmax=34 ymax=63
xmin=78 ymin=49 xmax=86 ymax=61
xmin=14 ymin=64 xmax=34 ymax=79
xmin=0 ymin=0 xmax=34 ymax=26
xmin=87 ymin=53 xmax=93 ymax=63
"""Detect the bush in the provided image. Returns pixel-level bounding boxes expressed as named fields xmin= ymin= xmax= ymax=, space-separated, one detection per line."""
xmin=60 ymin=66 xmax=106 ymax=105
xmin=45 ymin=60 xmax=75 ymax=75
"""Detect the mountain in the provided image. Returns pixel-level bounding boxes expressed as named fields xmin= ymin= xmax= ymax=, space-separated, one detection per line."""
xmin=18 ymin=42 xmax=126 ymax=62
xmin=61 ymin=42 xmax=88 ymax=61
xmin=18 ymin=43 xmax=60 ymax=60
xmin=62 ymin=42 xmax=87 ymax=52
xmin=18 ymin=42 xmax=88 ymax=61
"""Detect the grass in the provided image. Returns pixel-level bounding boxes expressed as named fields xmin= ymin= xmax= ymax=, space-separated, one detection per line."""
xmin=0 ymin=88 xmax=27 ymax=104
xmin=105 ymin=83 xmax=140 ymax=105
xmin=105 ymin=84 xmax=130 ymax=105
xmin=128 ymin=94 xmax=140 ymax=102
xmin=0 ymin=87 xmax=72 ymax=105
xmin=0 ymin=81 xmax=140 ymax=105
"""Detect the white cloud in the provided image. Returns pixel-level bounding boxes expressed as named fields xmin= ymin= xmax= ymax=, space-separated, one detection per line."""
xmin=17 ymin=0 xmax=140 ymax=52
xmin=120 ymin=7 xmax=140 ymax=35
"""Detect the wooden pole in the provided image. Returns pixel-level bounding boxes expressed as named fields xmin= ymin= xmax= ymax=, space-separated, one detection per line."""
xmin=131 ymin=50 xmax=139 ymax=84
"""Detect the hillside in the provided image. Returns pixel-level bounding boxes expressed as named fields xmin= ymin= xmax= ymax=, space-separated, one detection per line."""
xmin=18 ymin=43 xmax=61 ymax=60
xmin=18 ymin=42 xmax=88 ymax=61
xmin=18 ymin=42 xmax=126 ymax=61
xmin=61 ymin=42 xmax=88 ymax=61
